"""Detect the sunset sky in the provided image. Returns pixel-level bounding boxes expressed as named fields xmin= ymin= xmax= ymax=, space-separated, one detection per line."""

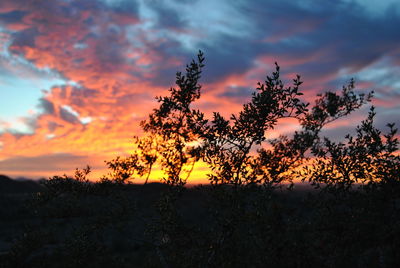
xmin=0 ymin=0 xmax=399 ymax=183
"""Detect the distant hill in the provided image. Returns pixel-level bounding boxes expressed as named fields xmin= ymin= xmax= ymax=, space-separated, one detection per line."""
xmin=0 ymin=174 xmax=43 ymax=194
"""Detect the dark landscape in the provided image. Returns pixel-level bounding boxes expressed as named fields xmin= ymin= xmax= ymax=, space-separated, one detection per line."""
xmin=1 ymin=174 xmax=400 ymax=268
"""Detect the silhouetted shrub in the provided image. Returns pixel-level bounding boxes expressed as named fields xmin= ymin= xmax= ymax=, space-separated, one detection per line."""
xmin=3 ymin=51 xmax=400 ymax=268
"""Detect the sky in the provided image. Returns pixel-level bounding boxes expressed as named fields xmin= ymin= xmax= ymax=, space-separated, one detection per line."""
xmin=0 ymin=0 xmax=399 ymax=183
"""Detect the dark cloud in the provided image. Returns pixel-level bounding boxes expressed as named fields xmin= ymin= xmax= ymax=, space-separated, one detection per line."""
xmin=59 ymin=107 xmax=80 ymax=124
xmin=146 ymin=2 xmax=188 ymax=30
xmin=188 ymin=0 xmax=400 ymax=88
xmin=11 ymin=28 xmax=38 ymax=48
xmin=218 ymin=86 xmax=252 ymax=100
xmin=103 ymin=0 xmax=139 ymax=15
xmin=93 ymin=26 xmax=129 ymax=71
xmin=0 ymin=153 xmax=90 ymax=172
xmin=0 ymin=10 xmax=26 ymax=23
xmin=38 ymin=98 xmax=55 ymax=115
xmin=199 ymin=39 xmax=261 ymax=83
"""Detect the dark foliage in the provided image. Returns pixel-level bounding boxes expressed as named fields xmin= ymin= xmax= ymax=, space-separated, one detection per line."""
xmin=1 ymin=52 xmax=399 ymax=268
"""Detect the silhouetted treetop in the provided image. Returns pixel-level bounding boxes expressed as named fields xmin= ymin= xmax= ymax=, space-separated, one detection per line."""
xmin=102 ymin=51 xmax=399 ymax=191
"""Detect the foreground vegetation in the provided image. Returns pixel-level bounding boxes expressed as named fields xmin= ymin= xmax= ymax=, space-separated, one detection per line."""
xmin=1 ymin=52 xmax=399 ymax=267
xmin=1 ymin=179 xmax=400 ymax=267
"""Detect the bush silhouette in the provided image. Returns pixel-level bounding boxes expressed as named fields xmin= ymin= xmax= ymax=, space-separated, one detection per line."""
xmin=107 ymin=51 xmax=389 ymax=190
xmin=3 ymin=51 xmax=400 ymax=268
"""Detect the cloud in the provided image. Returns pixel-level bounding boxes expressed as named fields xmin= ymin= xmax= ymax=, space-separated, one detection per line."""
xmin=0 ymin=152 xmax=108 ymax=179
xmin=0 ymin=153 xmax=90 ymax=172
xmin=218 ymin=85 xmax=253 ymax=100
xmin=0 ymin=0 xmax=399 ymax=183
